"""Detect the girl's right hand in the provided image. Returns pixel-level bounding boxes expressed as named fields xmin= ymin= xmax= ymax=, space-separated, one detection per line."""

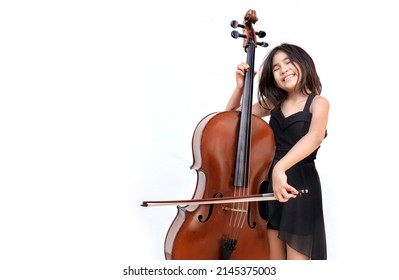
xmin=236 ymin=62 xmax=257 ymax=89
xmin=235 ymin=62 xmax=248 ymax=89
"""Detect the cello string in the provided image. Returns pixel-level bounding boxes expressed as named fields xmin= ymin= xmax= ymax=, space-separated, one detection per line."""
xmin=229 ymin=187 xmax=241 ymax=239
xmin=235 ymin=187 xmax=249 ymax=237
xmin=230 ymin=186 xmax=249 ymax=241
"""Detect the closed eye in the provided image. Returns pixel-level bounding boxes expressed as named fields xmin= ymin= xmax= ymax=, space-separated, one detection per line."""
xmin=273 ymin=58 xmax=291 ymax=72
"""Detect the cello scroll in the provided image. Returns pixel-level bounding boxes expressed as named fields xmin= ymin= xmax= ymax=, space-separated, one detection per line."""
xmin=230 ymin=9 xmax=269 ymax=51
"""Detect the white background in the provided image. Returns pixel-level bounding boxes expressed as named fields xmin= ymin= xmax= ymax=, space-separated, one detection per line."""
xmin=1 ymin=0 xmax=398 ymax=279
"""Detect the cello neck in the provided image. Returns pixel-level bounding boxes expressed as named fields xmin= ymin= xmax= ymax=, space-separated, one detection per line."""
xmin=232 ymin=10 xmax=268 ymax=188
xmin=233 ymin=39 xmax=256 ymax=188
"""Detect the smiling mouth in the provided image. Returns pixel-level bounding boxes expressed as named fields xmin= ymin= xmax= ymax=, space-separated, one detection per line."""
xmin=283 ymin=74 xmax=294 ymax=82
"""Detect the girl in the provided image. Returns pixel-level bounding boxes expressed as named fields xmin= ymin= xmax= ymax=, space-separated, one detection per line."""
xmin=226 ymin=43 xmax=329 ymax=260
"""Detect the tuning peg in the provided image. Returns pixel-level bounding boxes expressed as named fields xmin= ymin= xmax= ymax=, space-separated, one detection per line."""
xmin=230 ymin=20 xmax=245 ymax=29
xmin=256 ymin=30 xmax=266 ymax=38
xmin=257 ymin=42 xmax=269 ymax=47
xmin=231 ymin=30 xmax=246 ymax=39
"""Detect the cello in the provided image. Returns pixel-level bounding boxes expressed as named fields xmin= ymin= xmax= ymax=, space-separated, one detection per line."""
xmin=163 ymin=10 xmax=274 ymax=260
xmin=141 ymin=10 xmax=314 ymax=259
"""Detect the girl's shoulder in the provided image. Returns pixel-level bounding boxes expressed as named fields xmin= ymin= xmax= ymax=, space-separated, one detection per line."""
xmin=311 ymin=94 xmax=330 ymax=113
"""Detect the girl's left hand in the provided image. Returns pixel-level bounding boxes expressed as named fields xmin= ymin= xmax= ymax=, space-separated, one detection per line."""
xmin=272 ymin=167 xmax=298 ymax=202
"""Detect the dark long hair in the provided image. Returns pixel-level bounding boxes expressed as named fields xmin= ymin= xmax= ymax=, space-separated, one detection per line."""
xmin=258 ymin=43 xmax=322 ymax=110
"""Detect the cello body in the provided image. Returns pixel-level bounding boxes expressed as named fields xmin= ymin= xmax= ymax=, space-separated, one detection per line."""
xmin=164 ymin=10 xmax=274 ymax=260
xmin=164 ymin=111 xmax=275 ymax=259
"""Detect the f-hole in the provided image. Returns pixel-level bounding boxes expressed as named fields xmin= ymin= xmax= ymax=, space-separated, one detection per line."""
xmin=197 ymin=193 xmax=223 ymax=223
xmin=247 ymin=202 xmax=256 ymax=229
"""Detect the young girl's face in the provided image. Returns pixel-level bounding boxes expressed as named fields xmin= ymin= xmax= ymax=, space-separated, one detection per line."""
xmin=272 ymin=50 xmax=301 ymax=93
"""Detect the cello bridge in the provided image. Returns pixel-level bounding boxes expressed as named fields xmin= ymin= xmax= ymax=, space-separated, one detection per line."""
xmin=221 ymin=206 xmax=248 ymax=213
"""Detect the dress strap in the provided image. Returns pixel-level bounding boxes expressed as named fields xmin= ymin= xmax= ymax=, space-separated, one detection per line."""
xmin=303 ymin=93 xmax=316 ymax=112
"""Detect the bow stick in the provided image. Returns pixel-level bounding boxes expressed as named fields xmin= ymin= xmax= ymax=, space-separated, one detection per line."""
xmin=141 ymin=189 xmax=308 ymax=207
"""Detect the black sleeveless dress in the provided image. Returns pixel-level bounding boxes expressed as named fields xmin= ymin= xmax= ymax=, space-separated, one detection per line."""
xmin=259 ymin=93 xmax=327 ymax=260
